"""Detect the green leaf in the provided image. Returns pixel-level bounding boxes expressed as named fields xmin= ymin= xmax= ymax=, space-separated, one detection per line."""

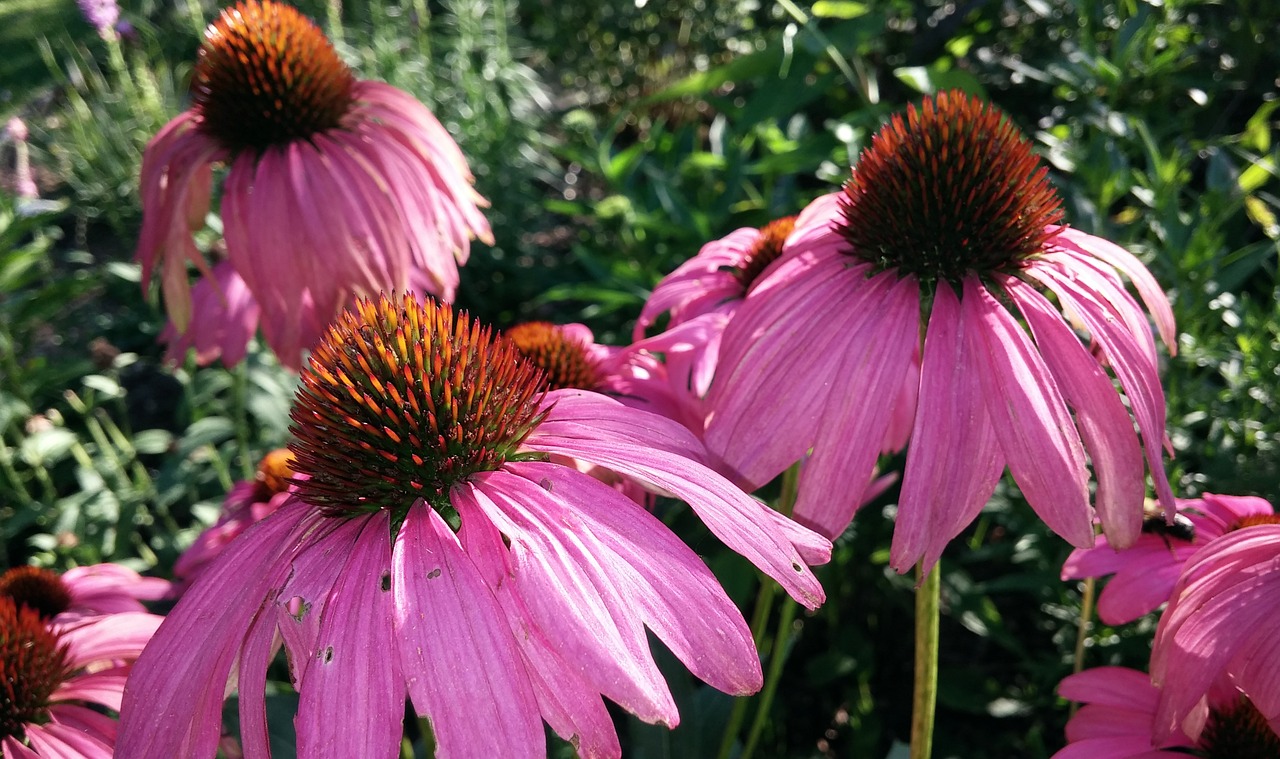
xmin=132 ymin=429 xmax=175 ymax=455
xmin=812 ymin=0 xmax=869 ymax=19
xmin=177 ymin=417 xmax=235 ymax=458
xmin=20 ymin=427 xmax=77 ymax=466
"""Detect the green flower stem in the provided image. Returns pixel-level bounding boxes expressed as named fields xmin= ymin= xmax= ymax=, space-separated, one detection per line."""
xmin=911 ymin=561 xmax=941 ymax=759
xmin=740 ymin=595 xmax=799 ymax=759
xmin=1069 ymin=576 xmax=1097 ymax=716
xmin=716 ymin=462 xmax=802 ymax=759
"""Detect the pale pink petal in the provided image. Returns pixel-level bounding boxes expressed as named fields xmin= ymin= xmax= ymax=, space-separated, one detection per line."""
xmin=2 ymin=736 xmax=41 ymax=759
xmin=892 ymin=283 xmax=1004 ymax=574
xmin=275 ymin=518 xmax=362 ymax=690
xmin=793 ymin=273 xmax=920 ymax=539
xmin=459 ymin=478 xmax=678 ymax=725
xmin=963 ymin=277 xmax=1092 ymax=547
xmin=23 ymin=723 xmax=113 ymax=759
xmin=116 ymin=501 xmax=314 ymax=759
xmin=1095 ymin=559 xmax=1187 ymax=625
xmin=58 ymin=613 xmax=161 ymax=667
xmin=1009 ymin=277 xmax=1145 ymax=548
xmin=47 ymin=704 xmax=118 ymax=747
xmin=394 ymin=503 xmax=544 ymax=758
xmin=526 ymin=389 xmax=706 ymax=463
xmin=297 ymin=511 xmax=405 ymax=759
xmin=507 ymin=461 xmax=762 ymax=694
xmin=50 ymin=667 xmax=128 ymax=712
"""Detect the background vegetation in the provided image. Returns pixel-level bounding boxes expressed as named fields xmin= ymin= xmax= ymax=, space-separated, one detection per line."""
xmin=1 ymin=0 xmax=1277 ymax=756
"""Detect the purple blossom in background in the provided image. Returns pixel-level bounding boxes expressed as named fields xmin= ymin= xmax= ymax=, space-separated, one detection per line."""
xmin=76 ymin=0 xmax=119 ymax=33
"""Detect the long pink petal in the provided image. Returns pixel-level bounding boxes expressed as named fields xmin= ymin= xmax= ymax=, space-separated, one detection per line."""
xmin=2 ymin=736 xmax=41 ymax=758
xmin=508 ymin=461 xmax=762 ymax=694
xmin=297 ymin=511 xmax=405 ymax=759
xmin=394 ymin=503 xmax=544 ymax=758
xmin=50 ymin=668 xmax=128 ymax=712
xmin=963 ymin=278 xmax=1093 ymax=547
xmin=58 ymin=613 xmax=161 ymax=667
xmin=1008 ymin=277 xmax=1145 ymax=548
xmin=116 ymin=501 xmax=314 ymax=759
xmin=22 ymin=723 xmax=113 ymax=759
xmin=793 ymin=273 xmax=921 ymax=540
xmin=47 ymin=704 xmax=118 ymax=746
xmin=459 ymin=478 xmax=678 ymax=725
xmin=527 ymin=389 xmax=706 ymax=462
xmin=892 ymin=283 xmax=1004 ymax=574
xmin=237 ymin=603 xmax=284 ymax=759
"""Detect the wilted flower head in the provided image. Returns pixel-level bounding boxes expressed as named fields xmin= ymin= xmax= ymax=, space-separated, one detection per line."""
xmin=173 ymin=448 xmax=297 ymax=588
xmin=118 ymin=293 xmax=829 ymax=758
xmin=705 ymin=90 xmax=1177 ymax=573
xmin=1062 ymin=493 xmax=1274 ymax=624
xmin=1055 ymin=666 xmax=1280 ymax=759
xmin=138 ymin=0 xmax=492 ymax=369
xmin=1150 ymin=518 xmax=1280 ymax=742
xmin=0 ymin=570 xmax=162 ymax=759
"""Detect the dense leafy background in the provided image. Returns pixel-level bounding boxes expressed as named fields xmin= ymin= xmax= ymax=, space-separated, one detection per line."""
xmin=1 ymin=0 xmax=1277 ymax=757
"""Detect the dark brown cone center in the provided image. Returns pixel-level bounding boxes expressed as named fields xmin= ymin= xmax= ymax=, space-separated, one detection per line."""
xmin=1199 ymin=695 xmax=1280 ymax=759
xmin=0 ymin=598 xmax=72 ymax=739
xmin=0 ymin=567 xmax=72 ymax=620
xmin=505 ymin=323 xmax=601 ymax=391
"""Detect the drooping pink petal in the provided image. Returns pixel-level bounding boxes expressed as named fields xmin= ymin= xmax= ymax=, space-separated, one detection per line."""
xmin=22 ymin=722 xmax=113 ymax=759
xmin=58 ymin=613 xmax=161 ymax=668
xmin=116 ymin=501 xmax=314 ymax=759
xmin=2 ymin=735 xmax=41 ymax=759
xmin=892 ymin=283 xmax=1004 ymax=574
xmin=527 ymin=389 xmax=706 ymax=463
xmin=50 ymin=667 xmax=129 ymax=712
xmin=794 ymin=272 xmax=921 ymax=540
xmin=46 ymin=704 xmax=118 ymax=747
xmin=458 ymin=478 xmax=679 ymax=726
xmin=393 ymin=503 xmax=544 ymax=759
xmin=705 ymin=249 xmax=876 ymax=487
xmin=455 ymin=506 xmax=622 ymax=759
xmin=523 ymin=410 xmax=828 ymax=608
xmin=297 ymin=511 xmax=405 ymax=759
xmin=236 ymin=601 xmax=284 ymax=759
xmin=507 ymin=461 xmax=762 ymax=694
xmin=1008 ymin=277 xmax=1145 ymax=548
xmin=963 ymin=277 xmax=1092 ymax=547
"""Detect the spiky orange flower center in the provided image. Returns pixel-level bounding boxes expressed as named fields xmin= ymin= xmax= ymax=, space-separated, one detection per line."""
xmin=505 ymin=322 xmax=601 ymax=390
xmin=1199 ymin=695 xmax=1280 ymax=758
xmin=289 ymin=294 xmax=548 ymax=517
xmin=0 ymin=598 xmax=72 ymax=739
xmin=1229 ymin=514 xmax=1280 ymax=532
xmin=193 ymin=0 xmax=355 ymax=153
xmin=735 ymin=216 xmax=797 ymax=290
xmin=838 ymin=90 xmax=1064 ymax=286
xmin=251 ymin=448 xmax=296 ymax=501
xmin=0 ymin=567 xmax=72 ymax=621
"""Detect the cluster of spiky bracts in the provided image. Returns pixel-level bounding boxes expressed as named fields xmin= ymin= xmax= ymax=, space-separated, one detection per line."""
xmin=734 ymin=215 xmax=796 ymax=289
xmin=0 ymin=600 xmax=72 ymax=738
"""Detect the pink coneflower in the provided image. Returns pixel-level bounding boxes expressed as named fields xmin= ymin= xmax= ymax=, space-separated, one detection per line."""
xmin=117 ymin=293 xmax=830 ymax=758
xmin=1055 ymin=665 xmax=1280 ymax=758
xmin=158 ymin=262 xmax=265 ymax=367
xmin=173 ymin=448 xmax=297 ymax=588
xmin=1150 ymin=519 xmax=1280 ymax=742
xmin=704 ymin=90 xmax=1177 ymax=573
xmin=0 ymin=595 xmax=162 ymax=758
xmin=1062 ymin=493 xmax=1274 ymax=624
xmin=139 ymin=0 xmax=492 ymax=369
xmin=0 ymin=564 xmax=169 ymax=625
xmin=634 ymin=217 xmax=797 ymax=397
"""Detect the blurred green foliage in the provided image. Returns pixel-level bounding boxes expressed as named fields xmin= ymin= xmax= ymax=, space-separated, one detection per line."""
xmin=2 ymin=0 xmax=1278 ymax=757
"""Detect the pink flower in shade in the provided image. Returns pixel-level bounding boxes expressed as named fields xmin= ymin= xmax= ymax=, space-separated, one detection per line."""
xmin=1062 ymin=493 xmax=1275 ymax=624
xmin=1055 ymin=666 xmax=1280 ymax=759
xmin=138 ymin=0 xmax=492 ymax=370
xmin=117 ymin=294 xmax=830 ymax=759
xmin=703 ymin=90 xmax=1178 ymax=574
xmin=173 ymin=449 xmax=297 ymax=588
xmin=0 ymin=564 xmax=170 ymax=626
xmin=1150 ymin=519 xmax=1280 ymax=742
xmin=0 ymin=594 xmax=162 ymax=758
xmin=158 ymin=262 xmax=264 ymax=367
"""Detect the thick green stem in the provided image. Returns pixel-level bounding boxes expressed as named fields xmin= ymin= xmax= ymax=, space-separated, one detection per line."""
xmin=911 ymin=561 xmax=940 ymax=759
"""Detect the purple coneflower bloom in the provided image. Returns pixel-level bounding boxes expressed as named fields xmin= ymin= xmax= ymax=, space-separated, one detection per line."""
xmin=117 ymin=293 xmax=830 ymax=758
xmin=138 ymin=0 xmax=492 ymax=369
xmin=704 ymin=90 xmax=1177 ymax=573
xmin=1 ymin=575 xmax=162 ymax=759
xmin=1151 ymin=518 xmax=1280 ymax=742
xmin=1056 ymin=666 xmax=1279 ymax=758
xmin=173 ymin=449 xmax=297 ymax=589
xmin=1062 ymin=493 xmax=1274 ymax=624
xmin=0 ymin=564 xmax=169 ymax=625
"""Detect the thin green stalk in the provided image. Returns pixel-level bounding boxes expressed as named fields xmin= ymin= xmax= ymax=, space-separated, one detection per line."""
xmin=740 ymin=597 xmax=799 ymax=759
xmin=233 ymin=364 xmax=254 ymax=480
xmin=326 ymin=0 xmax=345 ymax=44
xmin=911 ymin=561 xmax=941 ymax=759
xmin=774 ymin=0 xmax=875 ymax=105
xmin=1069 ymin=577 xmax=1097 ymax=716
xmin=718 ymin=462 xmax=802 ymax=759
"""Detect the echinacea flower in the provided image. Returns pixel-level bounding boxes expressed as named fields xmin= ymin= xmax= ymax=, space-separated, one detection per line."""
xmin=117 ymin=293 xmax=830 ymax=759
xmin=173 ymin=448 xmax=298 ymax=588
xmin=704 ymin=90 xmax=1177 ymax=573
xmin=1055 ymin=665 xmax=1280 ymax=758
xmin=0 ymin=564 xmax=170 ymax=625
xmin=1150 ymin=519 xmax=1280 ymax=741
xmin=139 ymin=0 xmax=492 ymax=369
xmin=1062 ymin=493 xmax=1274 ymax=624
xmin=0 ymin=595 xmax=162 ymax=759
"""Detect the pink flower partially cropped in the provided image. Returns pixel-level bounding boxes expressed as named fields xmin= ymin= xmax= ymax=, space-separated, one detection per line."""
xmin=139 ymin=0 xmax=492 ymax=369
xmin=0 ymin=593 xmax=162 ymax=758
xmin=117 ymin=293 xmax=830 ymax=759
xmin=1151 ymin=520 xmax=1280 ymax=742
xmin=173 ymin=449 xmax=297 ymax=589
xmin=1062 ymin=493 xmax=1274 ymax=624
xmin=1055 ymin=666 xmax=1279 ymax=758
xmin=705 ymin=90 xmax=1177 ymax=574
xmin=1 ymin=564 xmax=169 ymax=625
